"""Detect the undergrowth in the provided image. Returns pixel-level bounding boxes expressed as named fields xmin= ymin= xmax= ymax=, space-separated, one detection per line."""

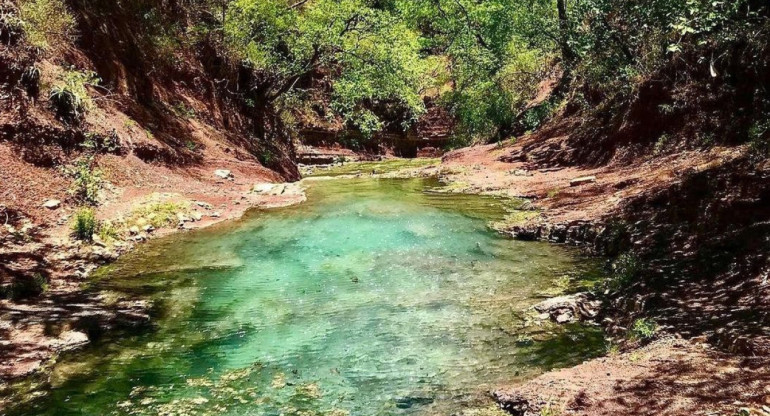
xmin=17 ymin=0 xmax=74 ymax=50
xmin=49 ymin=69 xmax=100 ymax=122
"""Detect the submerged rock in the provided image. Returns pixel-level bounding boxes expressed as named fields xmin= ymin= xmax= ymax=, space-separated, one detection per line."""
xmin=533 ymin=292 xmax=601 ymax=323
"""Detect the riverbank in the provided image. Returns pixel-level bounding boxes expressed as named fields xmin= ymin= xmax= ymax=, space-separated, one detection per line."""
xmin=433 ymin=136 xmax=770 ymax=414
xmin=1 ymin=150 xmax=306 ymax=381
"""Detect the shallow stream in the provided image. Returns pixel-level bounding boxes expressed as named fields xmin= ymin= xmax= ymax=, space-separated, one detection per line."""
xmin=7 ymin=177 xmax=605 ymax=416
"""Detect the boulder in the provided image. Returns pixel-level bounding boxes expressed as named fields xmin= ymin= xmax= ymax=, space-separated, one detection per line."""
xmin=191 ymin=211 xmax=203 ymax=221
xmin=214 ymin=169 xmax=233 ymax=179
xmin=142 ymin=225 xmax=154 ymax=233
xmin=56 ymin=331 xmax=89 ymax=351
xmin=210 ymin=211 xmax=221 ymax=218
xmin=569 ymin=176 xmax=597 ymax=187
xmin=43 ymin=199 xmax=61 ymax=209
xmin=533 ymin=292 xmax=601 ymax=323
xmin=128 ymin=226 xmax=140 ymax=235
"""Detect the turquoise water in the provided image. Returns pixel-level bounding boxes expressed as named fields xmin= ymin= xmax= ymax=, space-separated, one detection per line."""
xmin=6 ymin=178 xmax=604 ymax=416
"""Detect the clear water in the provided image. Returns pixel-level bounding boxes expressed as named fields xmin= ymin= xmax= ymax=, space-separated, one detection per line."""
xmin=6 ymin=178 xmax=604 ymax=416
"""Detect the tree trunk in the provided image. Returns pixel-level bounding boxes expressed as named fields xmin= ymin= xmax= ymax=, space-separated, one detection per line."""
xmin=557 ymin=0 xmax=575 ymax=67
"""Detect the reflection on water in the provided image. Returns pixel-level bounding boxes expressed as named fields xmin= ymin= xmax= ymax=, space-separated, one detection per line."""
xmin=6 ymin=178 xmax=605 ymax=416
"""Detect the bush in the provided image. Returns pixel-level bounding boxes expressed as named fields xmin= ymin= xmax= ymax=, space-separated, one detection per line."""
xmin=49 ymin=69 xmax=99 ymax=122
xmin=63 ymin=157 xmax=103 ymax=205
xmin=71 ymin=207 xmax=96 ymax=241
xmin=0 ymin=2 xmax=24 ymax=44
xmin=629 ymin=318 xmax=658 ymax=341
xmin=18 ymin=0 xmax=75 ymax=50
xmin=607 ymin=253 xmax=640 ymax=291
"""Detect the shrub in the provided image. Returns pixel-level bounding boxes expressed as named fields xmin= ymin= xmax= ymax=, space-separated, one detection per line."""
xmin=607 ymin=253 xmax=640 ymax=291
xmin=97 ymin=219 xmax=120 ymax=241
xmin=629 ymin=318 xmax=658 ymax=341
xmin=18 ymin=0 xmax=75 ymax=50
xmin=0 ymin=2 xmax=24 ymax=44
xmin=63 ymin=157 xmax=103 ymax=205
xmin=72 ymin=207 xmax=96 ymax=241
xmin=49 ymin=69 xmax=99 ymax=121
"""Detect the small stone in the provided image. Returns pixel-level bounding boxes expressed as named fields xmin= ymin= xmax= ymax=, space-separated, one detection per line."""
xmin=570 ymin=176 xmax=597 ymax=187
xmin=555 ymin=313 xmax=574 ymax=324
xmin=43 ymin=199 xmax=61 ymax=209
xmin=92 ymin=234 xmax=107 ymax=247
xmin=58 ymin=331 xmax=89 ymax=351
xmin=142 ymin=225 xmax=154 ymax=233
xmin=214 ymin=169 xmax=233 ymax=179
xmin=176 ymin=212 xmax=189 ymax=223
xmin=210 ymin=211 xmax=221 ymax=218
xmin=129 ymin=226 xmax=140 ymax=235
xmin=191 ymin=212 xmax=203 ymax=221
xmin=195 ymin=201 xmax=212 ymax=209
xmin=253 ymin=183 xmax=275 ymax=194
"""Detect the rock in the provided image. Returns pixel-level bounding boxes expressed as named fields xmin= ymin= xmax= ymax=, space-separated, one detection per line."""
xmin=92 ymin=234 xmax=107 ymax=247
xmin=533 ymin=292 xmax=601 ymax=323
xmin=570 ymin=176 xmax=597 ymax=187
xmin=555 ymin=312 xmax=573 ymax=324
xmin=210 ymin=211 xmax=221 ymax=218
xmin=142 ymin=225 xmax=154 ymax=233
xmin=176 ymin=212 xmax=189 ymax=223
xmin=195 ymin=201 xmax=212 ymax=209
xmin=214 ymin=169 xmax=233 ymax=179
xmin=191 ymin=212 xmax=203 ymax=221
xmin=129 ymin=226 xmax=140 ymax=235
xmin=492 ymin=390 xmax=530 ymax=416
xmin=253 ymin=183 xmax=276 ymax=194
xmin=57 ymin=331 xmax=89 ymax=351
xmin=43 ymin=199 xmax=61 ymax=209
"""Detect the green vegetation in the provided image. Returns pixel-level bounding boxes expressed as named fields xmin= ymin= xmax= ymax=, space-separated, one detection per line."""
xmin=49 ymin=69 xmax=99 ymax=121
xmin=629 ymin=318 xmax=658 ymax=341
xmin=71 ymin=207 xmax=97 ymax=241
xmin=128 ymin=200 xmax=189 ymax=229
xmin=63 ymin=157 xmax=103 ymax=205
xmin=17 ymin=0 xmax=75 ymax=50
xmin=607 ymin=253 xmax=640 ymax=291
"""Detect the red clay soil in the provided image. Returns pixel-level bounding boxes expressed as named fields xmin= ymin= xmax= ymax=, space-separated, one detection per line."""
xmin=494 ymin=338 xmax=770 ymax=416
xmin=439 ymin=138 xmax=744 ymax=226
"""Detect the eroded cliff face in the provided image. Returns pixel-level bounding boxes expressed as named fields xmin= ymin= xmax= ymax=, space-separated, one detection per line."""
xmin=0 ymin=0 xmax=305 ymax=379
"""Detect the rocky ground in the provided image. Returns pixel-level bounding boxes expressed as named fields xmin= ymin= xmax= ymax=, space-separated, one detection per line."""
xmin=433 ymin=137 xmax=770 ymax=415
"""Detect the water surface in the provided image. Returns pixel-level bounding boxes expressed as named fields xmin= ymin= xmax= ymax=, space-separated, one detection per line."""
xmin=8 ymin=178 xmax=604 ymax=416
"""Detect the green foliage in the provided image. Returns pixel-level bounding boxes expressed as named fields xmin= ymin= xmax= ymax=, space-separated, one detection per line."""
xmin=71 ymin=207 xmax=97 ymax=241
xmin=225 ymin=0 xmax=436 ymax=135
xmin=63 ymin=157 xmax=103 ymax=205
xmin=608 ymin=253 xmax=640 ymax=291
xmin=49 ymin=70 xmax=100 ymax=121
xmin=0 ymin=2 xmax=24 ymax=44
xmin=749 ymin=118 xmax=770 ymax=159
xmin=629 ymin=318 xmax=658 ymax=341
xmin=17 ymin=0 xmax=75 ymax=50
xmin=97 ymin=220 xmax=120 ymax=242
